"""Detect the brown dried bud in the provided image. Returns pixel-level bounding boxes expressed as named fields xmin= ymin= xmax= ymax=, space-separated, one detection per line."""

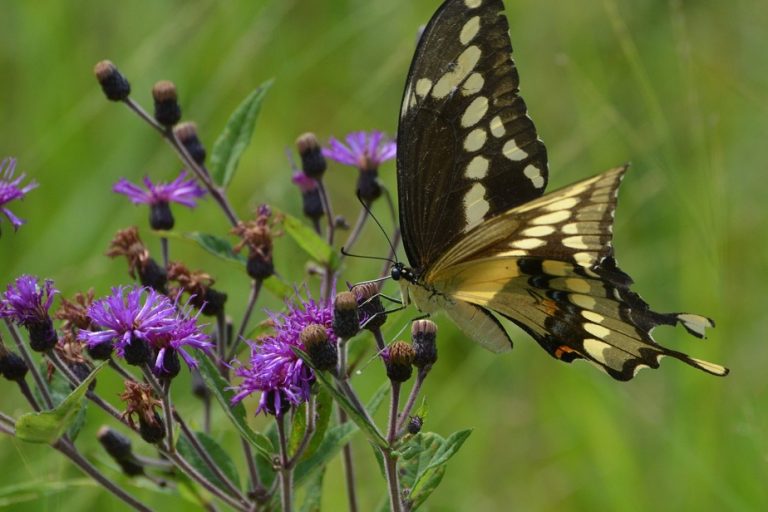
xmin=352 ymin=282 xmax=386 ymax=330
xmin=333 ymin=292 xmax=360 ymax=339
xmin=232 ymin=205 xmax=278 ymax=280
xmin=411 ymin=319 xmax=437 ymax=368
xmin=174 ymin=122 xmax=206 ymax=164
xmin=300 ymin=324 xmax=337 ymax=372
xmin=152 ymin=80 xmax=181 ymax=127
xmin=94 ymin=60 xmax=131 ymax=101
xmin=296 ymin=132 xmax=326 ymax=179
xmin=107 ymin=227 xmax=167 ymax=292
xmin=385 ymin=341 xmax=414 ymax=382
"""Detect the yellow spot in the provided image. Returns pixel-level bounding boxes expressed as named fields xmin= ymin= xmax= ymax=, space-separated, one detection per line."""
xmin=583 ymin=338 xmax=611 ymax=365
xmin=496 ymin=249 xmax=528 ymax=256
xmin=462 ymin=73 xmax=484 ymax=96
xmin=542 ymin=260 xmax=570 ymax=276
xmin=465 ymin=0 xmax=482 ymax=8
xmin=524 ymin=165 xmax=545 ymax=189
xmin=584 ymin=322 xmax=611 ymax=339
xmin=503 ymin=138 xmax=528 ymax=161
xmin=464 ymin=182 xmax=489 ymax=230
xmin=565 ymin=278 xmax=591 ymax=293
xmin=570 ymin=293 xmax=597 ymax=309
xmin=433 ymin=46 xmax=482 ymax=99
xmin=690 ymin=358 xmax=728 ymax=376
xmin=460 ymin=16 xmax=481 ymax=45
xmin=489 ymin=116 xmax=505 ymax=137
xmin=464 ymin=128 xmax=487 ymax=152
xmin=573 ymin=252 xmax=596 ymax=267
xmin=466 ymin=156 xmax=489 ymax=179
xmin=545 ymin=197 xmax=579 ymax=212
xmin=415 ymin=78 xmax=433 ymax=97
xmin=563 ymin=236 xmax=589 ymax=250
xmin=522 ymin=225 xmax=555 ymax=237
xmin=461 ymin=96 xmax=489 ymax=127
xmin=511 ymin=238 xmax=545 ymax=250
xmin=532 ymin=210 xmax=571 ymax=225
xmin=581 ymin=310 xmax=604 ymax=323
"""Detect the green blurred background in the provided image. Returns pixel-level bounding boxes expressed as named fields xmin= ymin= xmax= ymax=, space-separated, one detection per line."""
xmin=1 ymin=0 xmax=766 ymax=510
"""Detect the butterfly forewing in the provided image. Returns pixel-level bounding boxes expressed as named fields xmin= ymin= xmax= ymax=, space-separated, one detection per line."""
xmin=397 ymin=0 xmax=548 ymax=272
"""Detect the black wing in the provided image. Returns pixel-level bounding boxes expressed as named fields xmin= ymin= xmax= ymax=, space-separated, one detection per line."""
xmin=397 ymin=0 xmax=548 ymax=273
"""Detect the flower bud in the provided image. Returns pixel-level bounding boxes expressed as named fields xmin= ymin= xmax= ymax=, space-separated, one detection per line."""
xmin=333 ymin=292 xmax=359 ymax=339
xmin=191 ymin=368 xmax=210 ymax=400
xmin=149 ymin=201 xmax=174 ymax=231
xmin=0 ymin=350 xmax=28 ymax=382
xmin=156 ymin=348 xmax=181 ymax=379
xmin=296 ymin=133 xmax=326 ymax=179
xmin=27 ymin=318 xmax=58 ymax=352
xmin=97 ymin=426 xmax=145 ymax=476
xmin=123 ymin=336 xmax=151 ymax=366
xmin=152 ymin=80 xmax=182 ymax=127
xmin=301 ymin=324 xmax=337 ymax=372
xmin=261 ymin=389 xmax=291 ymax=417
xmin=139 ymin=258 xmax=168 ymax=293
xmin=385 ymin=341 xmax=414 ymax=383
xmin=87 ymin=340 xmax=114 ymax=361
xmin=138 ymin=411 xmax=166 ymax=444
xmin=93 ymin=60 xmax=131 ymax=101
xmin=407 ymin=415 xmax=423 ymax=435
xmin=174 ymin=122 xmax=206 ymax=165
xmin=357 ymin=170 xmax=382 ymax=202
xmin=199 ymin=288 xmax=228 ymax=317
xmin=352 ymin=282 xmax=386 ymax=330
xmin=411 ymin=319 xmax=437 ymax=368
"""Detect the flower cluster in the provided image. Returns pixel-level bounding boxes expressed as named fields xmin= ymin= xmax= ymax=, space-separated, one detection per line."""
xmin=0 ymin=158 xmax=37 ymax=231
xmin=0 ymin=275 xmax=58 ymax=351
xmin=231 ymin=290 xmax=335 ymax=416
xmin=78 ymin=286 xmax=211 ymax=377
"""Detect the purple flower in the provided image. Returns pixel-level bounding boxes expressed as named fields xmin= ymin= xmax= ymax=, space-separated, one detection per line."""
xmin=151 ymin=303 xmax=213 ymax=378
xmin=1 ymin=275 xmax=58 ymax=351
xmin=231 ymin=289 xmax=335 ymax=416
xmin=291 ymin=170 xmax=318 ymax=194
xmin=0 ymin=158 xmax=37 ymax=230
xmin=79 ymin=286 xmax=177 ymax=366
xmin=322 ymin=131 xmax=396 ymax=171
xmin=114 ymin=171 xmax=206 ymax=230
xmin=113 ymin=170 xmax=206 ymax=207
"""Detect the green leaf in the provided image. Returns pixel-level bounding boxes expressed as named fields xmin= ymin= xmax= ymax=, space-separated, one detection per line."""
xmin=407 ymin=429 xmax=473 ymax=510
xmin=196 ymin=354 xmax=274 ymax=459
xmin=176 ymin=431 xmax=241 ymax=494
xmin=210 ymin=81 xmax=273 ymax=188
xmin=15 ymin=362 xmax=107 ymax=444
xmin=293 ymin=422 xmax=357 ymax=486
xmin=304 ymin=387 xmax=333 ymax=460
xmin=281 ymin=211 xmax=339 ymax=270
xmin=299 ymin=467 xmax=325 ymax=512
xmin=289 ymin=401 xmax=309 ymax=455
xmin=292 ymin=347 xmax=387 ymax=448
xmin=181 ymin=231 xmax=246 ymax=264
xmin=47 ymin=368 xmax=88 ymax=442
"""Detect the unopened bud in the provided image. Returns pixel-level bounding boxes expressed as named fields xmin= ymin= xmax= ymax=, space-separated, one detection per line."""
xmin=407 ymin=415 xmax=423 ymax=435
xmin=138 ymin=257 xmax=168 ymax=293
xmin=27 ymin=318 xmax=57 ymax=352
xmin=174 ymin=122 xmax=206 ymax=165
xmin=0 ymin=351 xmax=28 ymax=382
xmin=149 ymin=201 xmax=174 ymax=231
xmin=87 ymin=340 xmax=114 ymax=361
xmin=301 ymin=324 xmax=337 ymax=372
xmin=94 ymin=60 xmax=131 ymax=101
xmin=296 ymin=133 xmax=326 ymax=179
xmin=138 ymin=411 xmax=166 ymax=444
xmin=199 ymin=288 xmax=228 ymax=317
xmin=385 ymin=341 xmax=414 ymax=382
xmin=411 ymin=319 xmax=437 ymax=368
xmin=152 ymin=80 xmax=182 ymax=127
xmin=333 ymin=292 xmax=360 ymax=339
xmin=352 ymin=282 xmax=386 ymax=330
xmin=123 ymin=336 xmax=151 ymax=366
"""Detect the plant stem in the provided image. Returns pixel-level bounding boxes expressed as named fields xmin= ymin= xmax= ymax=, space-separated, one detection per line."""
xmin=17 ymin=379 xmax=41 ymax=412
xmin=242 ymin=439 xmax=263 ymax=497
xmin=174 ymin=410 xmax=247 ymax=502
xmin=396 ymin=367 xmax=428 ymax=434
xmin=55 ymin=438 xmax=153 ymax=512
xmin=338 ymin=408 xmax=359 ymax=512
xmin=3 ymin=320 xmax=54 ymax=409
xmin=109 ymin=358 xmax=137 ymax=382
xmin=229 ymin=278 xmax=262 ymax=361
xmin=141 ymin=366 xmax=174 ymax=452
xmin=167 ymin=451 xmax=249 ymax=511
xmin=316 ymin=179 xmax=336 ymax=301
xmin=161 ymin=236 xmax=170 ymax=268
xmin=383 ymin=381 xmax=403 ymax=512
xmin=339 ymin=206 xmax=369 ymax=259
xmin=276 ymin=414 xmax=293 ymax=512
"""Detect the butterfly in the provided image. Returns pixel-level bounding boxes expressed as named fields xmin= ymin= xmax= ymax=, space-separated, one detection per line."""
xmin=391 ymin=0 xmax=728 ymax=380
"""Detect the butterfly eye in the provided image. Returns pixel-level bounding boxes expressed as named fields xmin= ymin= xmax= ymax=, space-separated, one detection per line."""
xmin=391 ymin=265 xmax=402 ymax=281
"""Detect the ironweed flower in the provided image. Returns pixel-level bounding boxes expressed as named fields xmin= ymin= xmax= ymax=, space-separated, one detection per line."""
xmin=120 ymin=381 xmax=165 ymax=444
xmin=323 ymin=131 xmax=396 ymax=202
xmin=151 ymin=303 xmax=212 ymax=379
xmin=79 ymin=286 xmax=177 ymax=366
xmin=232 ymin=205 xmax=278 ymax=280
xmin=0 ymin=158 xmax=37 ymax=231
xmin=291 ymin=170 xmax=324 ymax=221
xmin=113 ymin=171 xmax=206 ymax=230
xmin=231 ymin=289 xmax=336 ymax=416
xmin=1 ymin=275 xmax=58 ymax=351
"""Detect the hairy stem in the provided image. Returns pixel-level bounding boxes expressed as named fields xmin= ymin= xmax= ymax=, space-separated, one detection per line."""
xmin=276 ymin=414 xmax=293 ymax=512
xmin=383 ymin=381 xmax=403 ymax=512
xmin=229 ymin=278 xmax=262 ymax=361
xmin=396 ymin=367 xmax=429 ymax=434
xmin=338 ymin=408 xmax=359 ymax=512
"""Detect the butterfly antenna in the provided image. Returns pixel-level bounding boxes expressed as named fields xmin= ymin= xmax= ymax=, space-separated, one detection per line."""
xmin=356 ymin=191 xmax=399 ymax=264
xmin=340 ymin=246 xmax=395 ymax=264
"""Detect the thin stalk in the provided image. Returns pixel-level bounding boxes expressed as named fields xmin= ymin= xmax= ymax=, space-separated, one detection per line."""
xmin=339 ymin=206 xmax=369 ymax=260
xmin=109 ymin=358 xmax=137 ymax=382
xmin=174 ymin=410 xmax=247 ymax=502
xmin=161 ymin=236 xmax=170 ymax=268
xmin=242 ymin=439 xmax=263 ymax=497
xmin=276 ymin=414 xmax=293 ymax=512
xmin=55 ymin=439 xmax=152 ymax=512
xmin=338 ymin=408 xmax=359 ymax=512
xmin=396 ymin=367 xmax=429 ymax=434
xmin=383 ymin=381 xmax=403 ymax=512
xmin=167 ymin=451 xmax=249 ymax=511
xmin=228 ymin=278 xmax=262 ymax=361
xmin=3 ymin=320 xmax=54 ymax=409
xmin=216 ymin=309 xmax=227 ymax=369
xmin=0 ymin=411 xmax=16 ymax=427
xmin=17 ymin=379 xmax=41 ymax=412
xmin=316 ymin=179 xmax=336 ymax=301
xmin=141 ymin=366 xmax=174 ymax=452
xmin=287 ymin=394 xmax=316 ymax=468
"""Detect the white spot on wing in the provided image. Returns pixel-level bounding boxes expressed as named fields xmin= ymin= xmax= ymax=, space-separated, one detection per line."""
xmin=464 ymin=182 xmax=489 ymax=231
xmin=502 ymin=139 xmax=528 ymax=161
xmin=563 ymin=236 xmax=589 ymax=250
xmin=464 ymin=128 xmax=487 ymax=152
xmin=524 ymin=164 xmax=545 ymax=189
xmin=583 ymin=338 xmax=612 ymax=365
xmin=460 ymin=16 xmax=481 ymax=45
xmin=522 ymin=225 xmax=555 ymax=237
xmin=461 ymin=96 xmax=489 ymax=128
xmin=532 ymin=210 xmax=571 ymax=225
xmin=465 ymin=0 xmax=482 ymax=8
xmin=511 ymin=238 xmax=545 ymax=250
xmin=565 ymin=278 xmax=591 ymax=293
xmin=466 ymin=156 xmax=489 ymax=179
xmin=581 ymin=310 xmax=604 ymax=323
xmin=462 ymin=73 xmax=484 ymax=96
xmin=542 ymin=260 xmax=570 ymax=276
xmin=489 ymin=116 xmax=505 ymax=137
xmin=545 ymin=197 xmax=579 ymax=212
xmin=433 ymin=45 xmax=482 ymax=99
xmin=570 ymin=293 xmax=597 ymax=309
xmin=584 ymin=322 xmax=611 ymax=339
xmin=415 ymin=78 xmax=433 ymax=97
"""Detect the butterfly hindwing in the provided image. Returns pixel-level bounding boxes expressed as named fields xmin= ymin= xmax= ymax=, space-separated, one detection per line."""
xmin=397 ymin=0 xmax=548 ymax=272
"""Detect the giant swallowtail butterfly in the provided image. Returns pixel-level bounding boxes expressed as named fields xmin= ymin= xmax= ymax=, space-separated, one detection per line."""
xmin=392 ymin=0 xmax=727 ymax=380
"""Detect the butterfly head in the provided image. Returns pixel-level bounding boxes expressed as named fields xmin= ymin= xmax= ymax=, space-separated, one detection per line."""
xmin=390 ymin=262 xmax=418 ymax=284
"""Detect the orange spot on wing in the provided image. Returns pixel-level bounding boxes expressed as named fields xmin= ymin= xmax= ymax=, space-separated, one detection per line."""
xmin=554 ymin=345 xmax=577 ymax=359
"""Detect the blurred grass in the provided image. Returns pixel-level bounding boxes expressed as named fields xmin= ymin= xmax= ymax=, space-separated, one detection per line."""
xmin=1 ymin=0 xmax=767 ymax=510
